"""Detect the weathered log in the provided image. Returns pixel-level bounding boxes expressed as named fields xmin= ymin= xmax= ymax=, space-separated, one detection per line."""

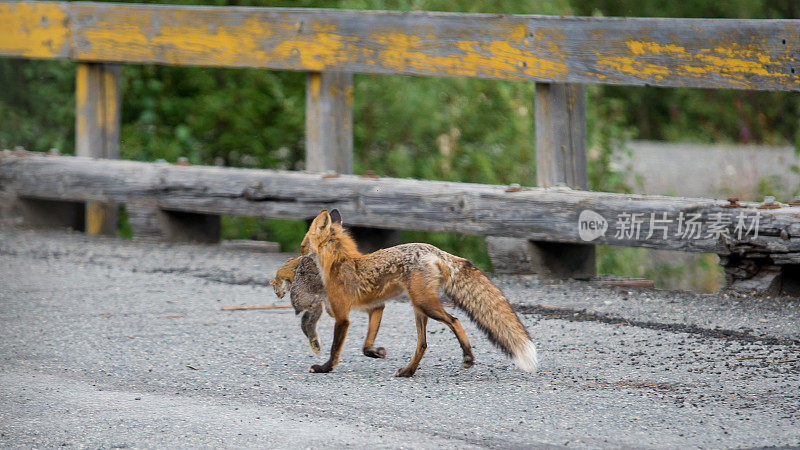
xmin=771 ymin=252 xmax=800 ymax=265
xmin=720 ymin=253 xmax=799 ymax=297
xmin=2 ymin=152 xmax=799 ymax=257
xmin=2 ymin=1 xmax=800 ymax=90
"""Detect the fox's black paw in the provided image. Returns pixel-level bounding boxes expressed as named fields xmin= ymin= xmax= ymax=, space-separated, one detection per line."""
xmin=363 ymin=346 xmax=387 ymax=359
xmin=309 ymin=364 xmax=332 ymax=373
xmin=395 ymin=367 xmax=416 ymax=377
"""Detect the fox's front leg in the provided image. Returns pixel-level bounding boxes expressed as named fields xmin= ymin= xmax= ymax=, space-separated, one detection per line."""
xmin=362 ymin=305 xmax=387 ymax=359
xmin=310 ymin=313 xmax=350 ymax=373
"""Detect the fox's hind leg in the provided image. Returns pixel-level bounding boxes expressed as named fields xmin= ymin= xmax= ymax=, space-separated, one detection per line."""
xmin=363 ymin=305 xmax=387 ymax=359
xmin=406 ymin=272 xmax=474 ymax=370
xmin=418 ymin=300 xmax=474 ymax=369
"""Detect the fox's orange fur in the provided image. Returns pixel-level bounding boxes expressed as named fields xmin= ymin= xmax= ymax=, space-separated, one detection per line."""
xmin=300 ymin=209 xmax=538 ymax=377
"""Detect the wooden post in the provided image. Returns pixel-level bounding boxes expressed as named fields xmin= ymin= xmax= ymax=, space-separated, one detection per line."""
xmin=532 ymin=83 xmax=595 ymax=278
xmin=305 ymin=72 xmax=353 ymax=173
xmin=76 ymin=62 xmax=120 ymax=236
xmin=534 ymin=83 xmax=588 ymax=190
xmin=77 ymin=63 xmax=221 ymax=244
xmin=487 ymin=83 xmax=595 ymax=278
xmin=305 ymin=71 xmax=399 ymax=252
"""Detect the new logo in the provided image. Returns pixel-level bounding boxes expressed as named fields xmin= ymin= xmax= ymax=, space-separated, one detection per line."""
xmin=578 ymin=210 xmax=608 ymax=242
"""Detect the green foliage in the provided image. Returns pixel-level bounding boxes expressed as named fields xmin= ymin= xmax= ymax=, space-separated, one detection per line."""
xmin=354 ymin=75 xmax=536 ymax=185
xmin=117 ymin=205 xmax=134 ymax=240
xmin=756 ymin=175 xmax=786 ymax=201
xmin=0 ymin=59 xmax=76 ymax=153
xmin=120 ymin=66 xmax=306 ymax=168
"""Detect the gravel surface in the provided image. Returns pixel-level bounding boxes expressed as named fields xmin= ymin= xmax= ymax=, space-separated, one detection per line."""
xmin=1 ymin=226 xmax=799 ymax=448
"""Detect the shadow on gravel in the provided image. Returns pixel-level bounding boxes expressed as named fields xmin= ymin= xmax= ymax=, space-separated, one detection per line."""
xmin=514 ymin=303 xmax=800 ymax=347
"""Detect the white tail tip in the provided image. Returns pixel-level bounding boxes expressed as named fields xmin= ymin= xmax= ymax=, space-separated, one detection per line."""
xmin=513 ymin=340 xmax=539 ymax=372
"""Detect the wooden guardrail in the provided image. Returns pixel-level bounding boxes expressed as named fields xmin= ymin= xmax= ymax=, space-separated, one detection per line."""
xmin=3 ymin=2 xmax=800 ymax=90
xmin=2 ymin=151 xmax=799 ymax=294
xmin=3 ymin=151 xmax=798 ymax=252
xmin=1 ymin=2 xmax=800 ymax=294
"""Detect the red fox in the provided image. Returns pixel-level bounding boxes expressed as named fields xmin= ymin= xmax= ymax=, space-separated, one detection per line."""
xmin=300 ymin=209 xmax=538 ymax=377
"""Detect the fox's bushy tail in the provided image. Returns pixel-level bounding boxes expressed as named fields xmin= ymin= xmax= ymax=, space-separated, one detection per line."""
xmin=443 ymin=258 xmax=538 ymax=372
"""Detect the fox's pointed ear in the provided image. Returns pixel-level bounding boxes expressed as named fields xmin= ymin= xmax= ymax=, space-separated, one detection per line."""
xmin=330 ymin=209 xmax=342 ymax=225
xmin=313 ymin=210 xmax=331 ymax=231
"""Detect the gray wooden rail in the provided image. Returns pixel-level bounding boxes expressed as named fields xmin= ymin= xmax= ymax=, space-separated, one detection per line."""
xmin=1 ymin=152 xmax=799 ymax=295
xmin=2 ymin=2 xmax=800 ymax=293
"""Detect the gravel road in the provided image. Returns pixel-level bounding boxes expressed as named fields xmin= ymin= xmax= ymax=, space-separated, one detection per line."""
xmin=1 ymin=226 xmax=799 ymax=448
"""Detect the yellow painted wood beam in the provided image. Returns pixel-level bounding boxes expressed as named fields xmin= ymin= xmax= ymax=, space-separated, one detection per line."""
xmin=0 ymin=2 xmax=69 ymax=59
xmin=1 ymin=1 xmax=799 ymax=90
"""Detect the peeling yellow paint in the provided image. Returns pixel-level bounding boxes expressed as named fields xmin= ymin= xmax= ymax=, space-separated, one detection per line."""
xmin=344 ymin=85 xmax=353 ymax=108
xmin=77 ymin=10 xmax=278 ymax=66
xmin=697 ymin=54 xmax=772 ymax=77
xmin=373 ymin=31 xmax=567 ymax=80
xmin=710 ymin=43 xmax=775 ymax=65
xmin=627 ymin=41 xmax=687 ymax=56
xmin=0 ymin=2 xmax=69 ymax=58
xmin=86 ymin=202 xmax=106 ymax=235
xmin=102 ymin=68 xmax=118 ymax=134
xmin=679 ymin=64 xmax=710 ymax=74
xmin=308 ymin=72 xmax=321 ymax=102
xmin=271 ymin=32 xmax=353 ymax=71
xmin=621 ymin=39 xmax=786 ymax=82
xmin=596 ymin=56 xmax=670 ymax=80
xmin=508 ymin=24 xmax=527 ymax=42
xmin=79 ymin=8 xmax=359 ymax=71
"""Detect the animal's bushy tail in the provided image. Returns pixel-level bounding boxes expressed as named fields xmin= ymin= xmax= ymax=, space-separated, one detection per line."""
xmin=443 ymin=258 xmax=538 ymax=372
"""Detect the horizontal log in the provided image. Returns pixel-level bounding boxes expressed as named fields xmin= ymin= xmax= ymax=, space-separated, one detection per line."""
xmin=771 ymin=252 xmax=800 ymax=264
xmin=2 ymin=1 xmax=800 ymax=90
xmin=2 ymin=151 xmax=800 ymax=256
